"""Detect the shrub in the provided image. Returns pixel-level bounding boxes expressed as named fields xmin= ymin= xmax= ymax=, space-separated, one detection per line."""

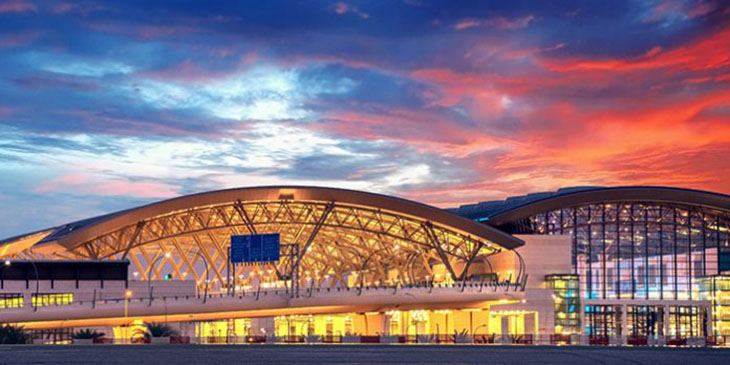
xmin=0 ymin=324 xmax=29 ymax=344
xmin=72 ymin=329 xmax=105 ymax=340
xmin=145 ymin=322 xmax=179 ymax=338
xmin=454 ymin=329 xmax=471 ymax=343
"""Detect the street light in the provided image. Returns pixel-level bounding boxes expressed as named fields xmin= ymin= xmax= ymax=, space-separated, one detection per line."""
xmin=473 ymin=324 xmax=488 ymax=336
xmin=124 ymin=289 xmax=133 ymax=320
xmin=147 ymin=252 xmax=171 ymax=305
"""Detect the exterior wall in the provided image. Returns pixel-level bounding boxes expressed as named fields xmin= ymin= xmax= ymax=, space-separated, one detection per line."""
xmin=364 ymin=313 xmax=384 ymax=335
xmin=488 ymin=234 xmax=572 ymax=289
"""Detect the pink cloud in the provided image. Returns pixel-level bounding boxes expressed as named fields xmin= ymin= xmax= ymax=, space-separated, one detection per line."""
xmin=136 ymin=52 xmax=258 ymax=84
xmin=453 ymin=19 xmax=480 ymax=30
xmin=642 ymin=0 xmax=716 ymax=23
xmin=0 ymin=106 xmax=14 ymax=117
xmin=35 ymin=174 xmax=178 ymax=199
xmin=688 ymin=1 xmax=716 ymax=17
xmin=0 ymin=31 xmax=39 ymax=47
xmin=0 ymin=0 xmax=35 ymax=13
xmin=52 ymin=2 xmax=105 ymax=15
xmin=333 ymin=2 xmax=370 ymax=19
xmin=84 ymin=21 xmax=198 ymax=40
xmin=486 ymin=15 xmax=536 ymax=29
xmin=454 ymin=15 xmax=536 ymax=31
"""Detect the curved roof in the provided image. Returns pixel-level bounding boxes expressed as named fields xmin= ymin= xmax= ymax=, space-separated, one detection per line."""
xmin=486 ymin=186 xmax=730 ymax=226
xmin=0 ymin=186 xmax=523 ymax=256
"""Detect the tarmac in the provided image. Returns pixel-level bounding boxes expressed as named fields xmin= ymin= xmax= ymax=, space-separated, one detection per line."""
xmin=2 ymin=344 xmax=730 ymax=364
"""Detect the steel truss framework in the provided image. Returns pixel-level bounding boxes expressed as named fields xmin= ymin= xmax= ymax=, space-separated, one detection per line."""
xmin=508 ymin=202 xmax=730 ymax=300
xmin=11 ymin=200 xmax=503 ymax=291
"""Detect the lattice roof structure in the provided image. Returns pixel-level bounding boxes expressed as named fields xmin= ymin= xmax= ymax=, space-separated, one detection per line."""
xmin=0 ymin=186 xmax=522 ymax=290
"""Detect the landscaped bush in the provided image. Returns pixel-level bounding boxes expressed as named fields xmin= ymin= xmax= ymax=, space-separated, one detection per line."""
xmin=72 ymin=329 xmax=105 ymax=340
xmin=454 ymin=329 xmax=472 ymax=343
xmin=0 ymin=324 xmax=29 ymax=344
xmin=145 ymin=322 xmax=180 ymax=338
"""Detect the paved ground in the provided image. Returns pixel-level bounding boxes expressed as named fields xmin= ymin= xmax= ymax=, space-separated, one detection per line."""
xmin=1 ymin=344 xmax=730 ymax=364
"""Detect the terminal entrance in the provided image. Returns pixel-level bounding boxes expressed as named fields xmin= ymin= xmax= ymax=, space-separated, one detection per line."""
xmin=669 ymin=305 xmax=704 ymax=338
xmin=586 ymin=305 xmax=621 ymax=337
xmin=627 ymin=305 xmax=664 ymax=336
xmin=586 ymin=304 xmax=707 ymax=338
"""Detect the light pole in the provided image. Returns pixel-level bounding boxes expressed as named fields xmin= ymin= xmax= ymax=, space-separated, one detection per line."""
xmin=473 ymin=324 xmax=488 ymax=334
xmin=124 ymin=289 xmax=133 ymax=320
xmin=147 ymin=252 xmax=171 ymax=305
xmin=300 ymin=318 xmax=313 ymax=337
xmin=29 ymin=261 xmax=40 ymax=312
xmin=2 ymin=260 xmax=9 ymax=290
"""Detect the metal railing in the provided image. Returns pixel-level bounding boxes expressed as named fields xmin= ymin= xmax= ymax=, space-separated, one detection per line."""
xmin=0 ymin=279 xmax=522 ymax=311
xmin=31 ymin=333 xmax=730 ymax=347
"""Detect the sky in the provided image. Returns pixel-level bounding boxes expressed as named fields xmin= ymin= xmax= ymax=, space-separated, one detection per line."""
xmin=0 ymin=0 xmax=729 ymax=237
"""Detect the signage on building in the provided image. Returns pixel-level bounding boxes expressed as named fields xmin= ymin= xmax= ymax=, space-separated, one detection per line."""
xmin=230 ymin=233 xmax=280 ymax=263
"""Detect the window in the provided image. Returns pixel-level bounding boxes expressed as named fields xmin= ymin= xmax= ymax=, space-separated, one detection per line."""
xmin=0 ymin=293 xmax=23 ymax=308
xmin=31 ymin=293 xmax=73 ymax=307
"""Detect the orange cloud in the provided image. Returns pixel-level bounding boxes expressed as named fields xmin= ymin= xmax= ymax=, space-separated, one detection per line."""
xmin=360 ymin=28 xmax=730 ymax=205
xmin=543 ymin=27 xmax=730 ymax=73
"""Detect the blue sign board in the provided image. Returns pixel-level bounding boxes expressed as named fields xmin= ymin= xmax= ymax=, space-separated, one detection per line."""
xmin=230 ymin=233 xmax=280 ymax=263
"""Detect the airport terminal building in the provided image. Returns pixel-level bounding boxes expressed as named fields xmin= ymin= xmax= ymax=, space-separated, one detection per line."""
xmin=1 ymin=186 xmax=729 ymax=345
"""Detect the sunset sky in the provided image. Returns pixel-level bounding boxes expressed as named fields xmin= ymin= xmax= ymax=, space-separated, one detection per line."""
xmin=1 ymin=0 xmax=729 ymax=237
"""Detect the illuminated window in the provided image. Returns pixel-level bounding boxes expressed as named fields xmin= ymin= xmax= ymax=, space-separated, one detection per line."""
xmin=344 ymin=316 xmax=353 ymax=335
xmin=0 ymin=293 xmax=23 ymax=308
xmin=31 ymin=293 xmax=73 ymax=307
xmin=388 ymin=311 xmax=401 ymax=335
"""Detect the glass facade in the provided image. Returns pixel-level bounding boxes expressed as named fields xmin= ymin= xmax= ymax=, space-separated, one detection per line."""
xmin=509 ymin=203 xmax=730 ymax=300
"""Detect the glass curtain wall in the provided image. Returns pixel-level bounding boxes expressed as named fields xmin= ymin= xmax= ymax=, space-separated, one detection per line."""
xmin=518 ymin=203 xmax=730 ymax=300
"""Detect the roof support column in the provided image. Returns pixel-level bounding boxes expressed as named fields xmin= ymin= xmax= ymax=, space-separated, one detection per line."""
xmin=121 ymin=221 xmax=145 ymax=259
xmin=298 ymin=202 xmax=335 ymax=261
xmin=422 ymin=221 xmax=458 ymax=281
xmin=234 ymin=200 xmax=257 ymax=235
xmin=458 ymin=241 xmax=484 ymax=282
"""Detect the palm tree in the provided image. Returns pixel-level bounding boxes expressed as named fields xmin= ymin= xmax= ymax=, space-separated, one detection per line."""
xmin=0 ymin=324 xmax=29 ymax=344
